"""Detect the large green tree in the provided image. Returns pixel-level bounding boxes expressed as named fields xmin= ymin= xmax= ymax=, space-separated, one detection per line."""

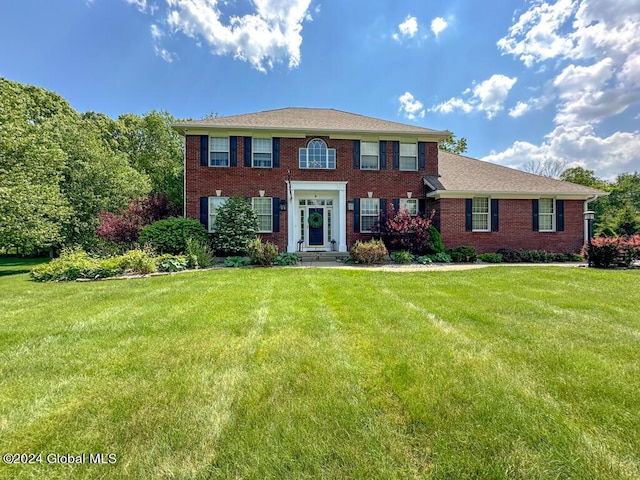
xmin=439 ymin=133 xmax=468 ymax=154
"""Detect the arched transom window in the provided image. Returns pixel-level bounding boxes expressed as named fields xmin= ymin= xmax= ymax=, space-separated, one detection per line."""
xmin=299 ymin=139 xmax=336 ymax=169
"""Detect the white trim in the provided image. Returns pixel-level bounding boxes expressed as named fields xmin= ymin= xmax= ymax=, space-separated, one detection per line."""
xmin=286 ymin=181 xmax=348 ymax=253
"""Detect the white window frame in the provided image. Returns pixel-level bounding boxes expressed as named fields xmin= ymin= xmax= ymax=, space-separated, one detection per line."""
xmin=252 ymin=197 xmax=273 ymax=233
xmin=252 ymin=138 xmax=272 ymax=168
xmin=472 ymin=197 xmax=490 ymax=232
xmin=539 ymin=198 xmax=555 ymax=232
xmin=399 ymin=143 xmax=418 ymax=171
xmin=360 ymin=198 xmax=379 ymax=233
xmin=299 ymin=139 xmax=336 ymax=169
xmin=208 ymin=197 xmax=228 ymax=232
xmin=400 ymin=198 xmax=418 ymax=216
xmin=209 ymin=137 xmax=229 ymax=167
xmin=360 ymin=141 xmax=379 ymax=170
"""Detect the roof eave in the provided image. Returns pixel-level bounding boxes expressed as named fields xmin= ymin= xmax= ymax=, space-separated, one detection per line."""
xmin=426 ymin=190 xmax=608 ymax=200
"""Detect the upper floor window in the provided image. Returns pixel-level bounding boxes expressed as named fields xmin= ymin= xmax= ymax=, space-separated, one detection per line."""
xmin=299 ymin=139 xmax=336 ymax=169
xmin=360 ymin=141 xmax=379 ymax=170
xmin=399 ymin=143 xmax=417 ymax=171
xmin=400 ymin=198 xmax=418 ymax=216
xmin=253 ymin=138 xmax=272 ymax=168
xmin=472 ymin=197 xmax=490 ymax=232
xmin=539 ymin=198 xmax=555 ymax=232
xmin=209 ymin=137 xmax=229 ymax=167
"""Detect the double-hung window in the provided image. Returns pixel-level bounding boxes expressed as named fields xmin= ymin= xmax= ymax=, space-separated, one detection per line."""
xmin=472 ymin=197 xmax=490 ymax=232
xmin=299 ymin=139 xmax=336 ymax=169
xmin=253 ymin=138 xmax=272 ymax=168
xmin=400 ymin=198 xmax=418 ymax=216
xmin=252 ymin=197 xmax=273 ymax=232
xmin=208 ymin=197 xmax=228 ymax=232
xmin=209 ymin=137 xmax=229 ymax=167
xmin=539 ymin=198 xmax=555 ymax=231
xmin=360 ymin=198 xmax=380 ymax=232
xmin=399 ymin=143 xmax=418 ymax=171
xmin=360 ymin=142 xmax=379 ymax=170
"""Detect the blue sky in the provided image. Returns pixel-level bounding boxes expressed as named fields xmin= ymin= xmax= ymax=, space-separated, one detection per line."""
xmin=1 ymin=0 xmax=639 ymax=180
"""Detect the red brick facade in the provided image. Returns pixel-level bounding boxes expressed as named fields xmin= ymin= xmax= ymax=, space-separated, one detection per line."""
xmin=186 ymin=134 xmax=587 ymax=253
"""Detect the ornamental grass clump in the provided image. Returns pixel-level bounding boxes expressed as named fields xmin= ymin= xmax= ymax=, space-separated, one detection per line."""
xmin=247 ymin=238 xmax=279 ymax=266
xmin=349 ymin=240 xmax=388 ymax=265
xmin=391 ymin=250 xmax=413 ymax=264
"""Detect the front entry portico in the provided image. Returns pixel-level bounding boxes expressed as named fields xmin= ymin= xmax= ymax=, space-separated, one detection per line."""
xmin=286 ymin=181 xmax=348 ymax=253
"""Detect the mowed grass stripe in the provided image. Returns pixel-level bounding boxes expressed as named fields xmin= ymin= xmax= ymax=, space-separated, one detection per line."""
xmin=0 ymin=266 xmax=639 ymax=479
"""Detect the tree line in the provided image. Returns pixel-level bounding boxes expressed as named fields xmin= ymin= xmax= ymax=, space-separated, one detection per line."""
xmin=0 ymin=78 xmax=183 ymax=253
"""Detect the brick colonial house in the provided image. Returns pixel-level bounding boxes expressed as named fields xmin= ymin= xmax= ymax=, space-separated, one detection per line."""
xmin=173 ymin=108 xmax=604 ymax=254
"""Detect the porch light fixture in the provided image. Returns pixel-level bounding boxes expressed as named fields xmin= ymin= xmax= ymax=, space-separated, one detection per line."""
xmin=259 ymin=190 xmax=265 ymax=197
xmin=279 ymin=199 xmax=287 ymax=211
xmin=216 ymin=190 xmax=222 ymax=197
xmin=347 ymin=201 xmax=354 ymax=211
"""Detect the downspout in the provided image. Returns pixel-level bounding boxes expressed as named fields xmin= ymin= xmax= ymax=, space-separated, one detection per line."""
xmin=183 ymin=131 xmax=187 ymax=218
xmin=583 ymin=194 xmax=599 ymax=243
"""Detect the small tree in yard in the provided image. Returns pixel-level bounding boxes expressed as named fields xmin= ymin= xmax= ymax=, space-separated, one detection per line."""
xmin=213 ymin=197 xmax=258 ymax=256
xmin=374 ymin=206 xmax=437 ymax=255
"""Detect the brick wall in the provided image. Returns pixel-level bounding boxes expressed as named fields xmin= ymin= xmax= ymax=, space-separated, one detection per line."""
xmin=437 ymin=198 xmax=586 ymax=253
xmin=186 ymin=135 xmax=438 ymax=250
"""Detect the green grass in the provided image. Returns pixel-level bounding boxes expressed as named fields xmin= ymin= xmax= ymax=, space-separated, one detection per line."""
xmin=1 ymin=261 xmax=639 ymax=479
xmin=0 ymin=257 xmax=48 ymax=277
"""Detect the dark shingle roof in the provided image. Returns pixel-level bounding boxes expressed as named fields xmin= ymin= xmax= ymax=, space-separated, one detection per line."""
xmin=425 ymin=151 xmax=605 ymax=197
xmin=174 ymin=107 xmax=448 ymax=137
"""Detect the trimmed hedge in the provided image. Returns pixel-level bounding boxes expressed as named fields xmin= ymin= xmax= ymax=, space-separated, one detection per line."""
xmin=350 ymin=240 xmax=388 ymax=265
xmin=139 ymin=218 xmax=209 ymax=255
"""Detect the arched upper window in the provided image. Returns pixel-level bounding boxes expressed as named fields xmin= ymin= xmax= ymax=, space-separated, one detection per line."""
xmin=299 ymin=139 xmax=336 ymax=169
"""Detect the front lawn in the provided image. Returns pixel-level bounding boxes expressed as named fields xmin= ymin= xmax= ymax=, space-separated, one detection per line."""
xmin=1 ymin=265 xmax=639 ymax=479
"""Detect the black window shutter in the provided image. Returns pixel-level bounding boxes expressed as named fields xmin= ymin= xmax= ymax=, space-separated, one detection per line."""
xmin=273 ymin=138 xmax=280 ymax=168
xmin=244 ymin=137 xmax=252 ymax=167
xmin=418 ymin=199 xmax=426 ymax=216
xmin=557 ymin=200 xmax=564 ymax=231
xmin=532 ymin=199 xmax=539 ymax=231
xmin=200 ymin=136 xmax=208 ymax=166
xmin=379 ymin=141 xmax=387 ymax=169
xmin=379 ymin=199 xmax=387 ymax=220
xmin=353 ymin=198 xmax=360 ymax=232
xmin=393 ymin=198 xmax=399 ymax=212
xmin=200 ymin=197 xmax=208 ymax=229
xmin=272 ymin=197 xmax=280 ymax=232
xmin=418 ymin=142 xmax=426 ymax=170
xmin=353 ymin=140 xmax=360 ymax=169
xmin=230 ymin=136 xmax=237 ymax=167
xmin=392 ymin=141 xmax=400 ymax=170
xmin=491 ymin=199 xmax=499 ymax=232
xmin=465 ymin=199 xmax=473 ymax=232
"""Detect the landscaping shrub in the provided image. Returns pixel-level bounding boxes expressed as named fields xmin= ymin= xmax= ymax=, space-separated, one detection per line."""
xmin=373 ymin=207 xmax=435 ymax=254
xmin=447 ymin=246 xmax=477 ymax=263
xmin=349 ymin=240 xmax=388 ymax=265
xmin=391 ymin=250 xmax=413 ymax=264
xmin=478 ymin=253 xmax=503 ymax=263
xmin=247 ymin=238 xmax=279 ymax=266
xmin=415 ymin=255 xmax=432 ymax=265
xmin=428 ymin=227 xmax=445 ymax=253
xmin=428 ymin=252 xmax=452 ymax=263
xmin=117 ymin=249 xmax=157 ymax=274
xmin=139 ymin=218 xmax=209 ymax=255
xmin=185 ymin=237 xmax=214 ymax=269
xmin=518 ymin=250 xmax=557 ymax=263
xmin=496 ymin=248 xmax=521 ymax=263
xmin=583 ymin=234 xmax=640 ymax=268
xmin=30 ymin=246 xmax=101 ymax=282
xmin=223 ymin=256 xmax=251 ymax=268
xmin=212 ymin=197 xmax=258 ymax=256
xmin=274 ymin=252 xmax=300 ymax=266
xmin=156 ymin=254 xmax=188 ymax=272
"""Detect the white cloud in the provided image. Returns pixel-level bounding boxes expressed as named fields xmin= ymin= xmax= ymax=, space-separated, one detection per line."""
xmin=430 ymin=74 xmax=517 ymax=119
xmin=398 ymin=92 xmax=425 ymax=120
xmin=394 ymin=15 xmax=418 ymax=41
xmin=125 ymin=0 xmax=312 ymax=72
xmin=483 ymin=125 xmax=640 ymax=180
xmin=430 ymin=17 xmax=448 ymax=38
xmin=509 ymin=101 xmax=530 ymax=118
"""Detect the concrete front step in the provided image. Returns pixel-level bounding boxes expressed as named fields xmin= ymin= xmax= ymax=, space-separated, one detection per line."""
xmin=296 ymin=252 xmax=349 ymax=262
